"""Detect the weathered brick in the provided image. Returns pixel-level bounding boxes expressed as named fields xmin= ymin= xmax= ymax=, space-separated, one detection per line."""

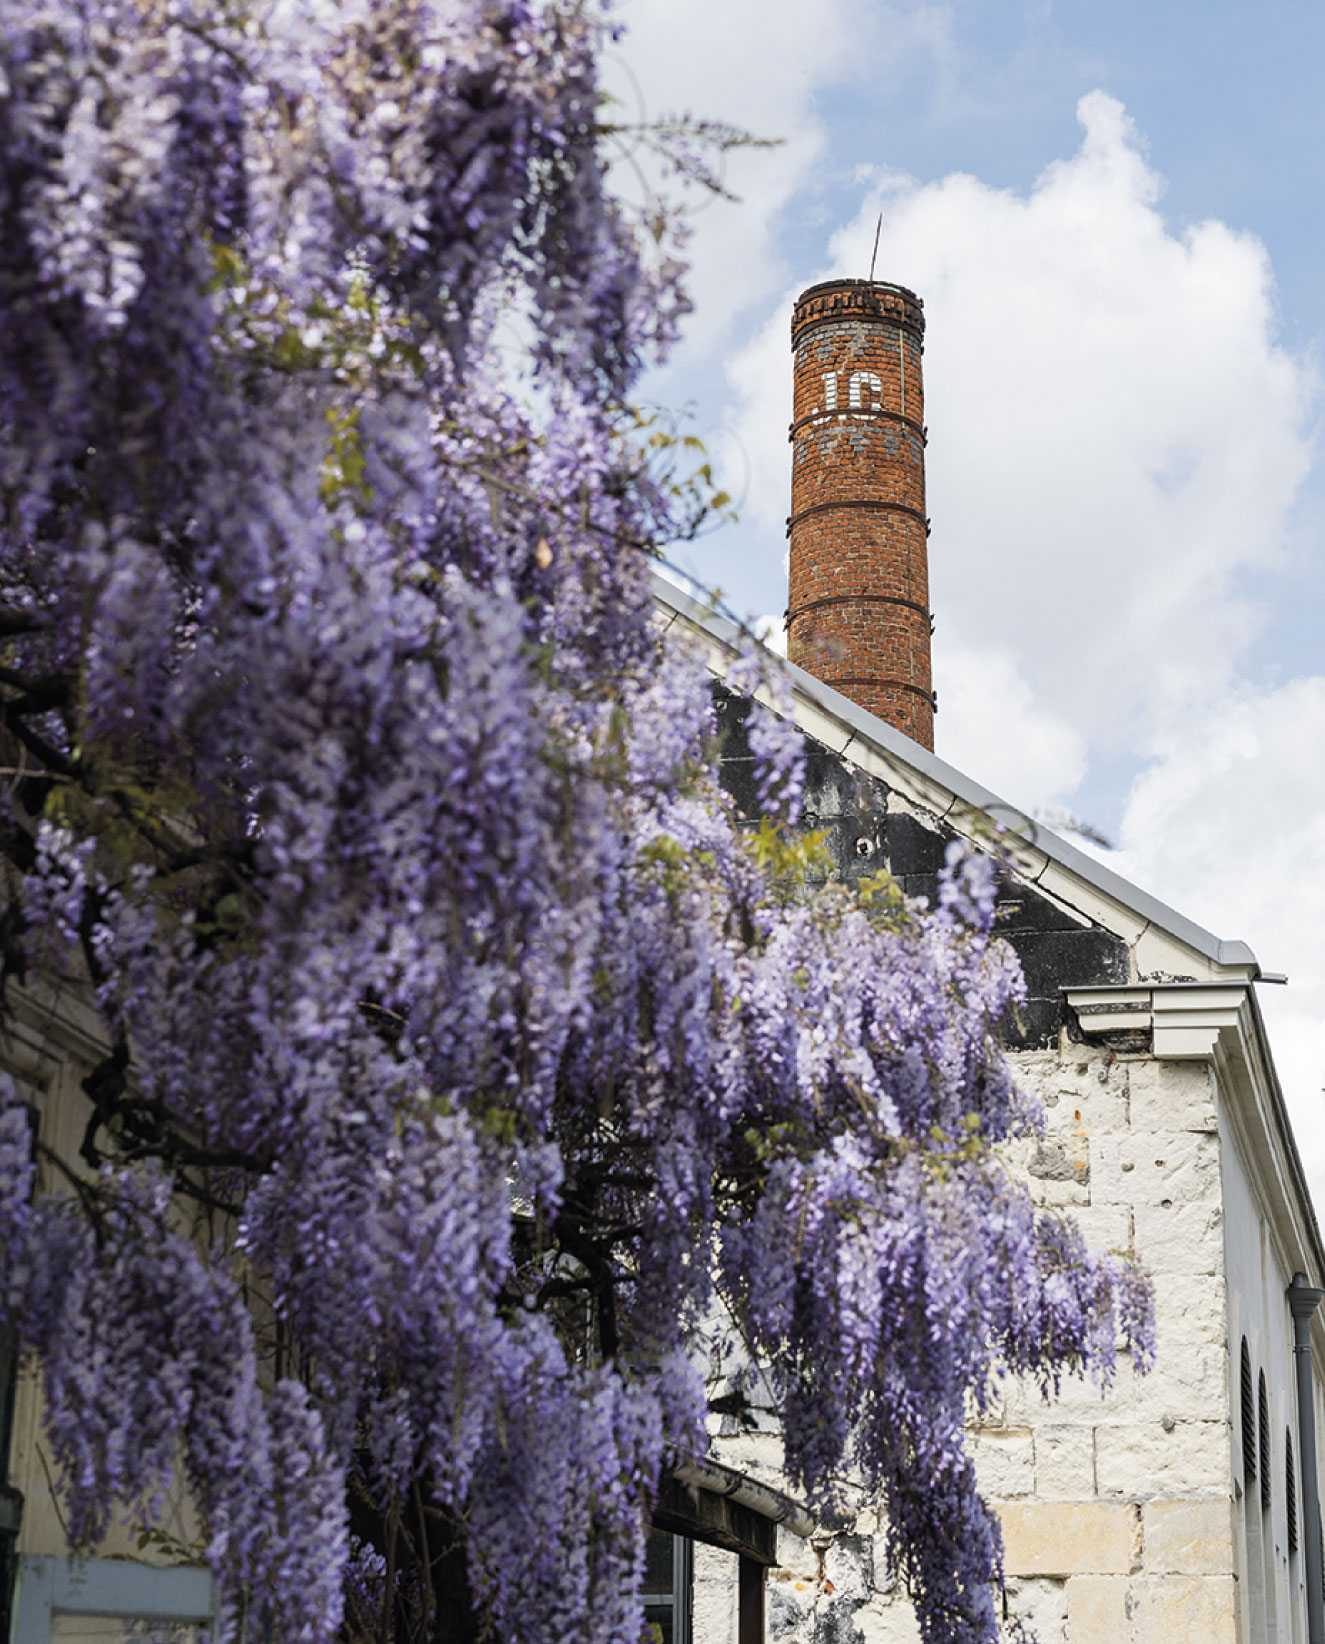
xmin=787 ymin=280 xmax=932 ymax=748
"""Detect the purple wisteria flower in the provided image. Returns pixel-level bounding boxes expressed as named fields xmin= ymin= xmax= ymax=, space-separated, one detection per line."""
xmin=0 ymin=6 xmax=1153 ymax=1644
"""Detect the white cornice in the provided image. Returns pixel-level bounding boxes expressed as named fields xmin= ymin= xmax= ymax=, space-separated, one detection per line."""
xmin=1064 ymin=983 xmax=1254 ymax=1060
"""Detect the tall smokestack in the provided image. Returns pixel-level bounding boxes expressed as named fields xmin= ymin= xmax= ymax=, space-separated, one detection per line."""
xmin=787 ymin=279 xmax=934 ymax=749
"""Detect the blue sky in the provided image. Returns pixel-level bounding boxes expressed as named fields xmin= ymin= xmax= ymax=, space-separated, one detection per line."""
xmin=611 ymin=0 xmax=1325 ymax=1193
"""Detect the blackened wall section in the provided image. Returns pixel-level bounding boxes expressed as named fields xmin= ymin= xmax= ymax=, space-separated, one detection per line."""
xmin=714 ymin=688 xmax=1129 ymax=1049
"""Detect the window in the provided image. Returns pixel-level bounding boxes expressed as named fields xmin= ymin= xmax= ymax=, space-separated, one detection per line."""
xmin=642 ymin=1530 xmax=692 ymax=1644
xmin=1259 ymin=1370 xmax=1272 ymax=1511
xmin=11 ymin=1556 xmax=213 ymax=1644
xmin=1286 ymin=1428 xmax=1298 ymax=1554
xmin=1241 ymin=1339 xmax=1256 ymax=1485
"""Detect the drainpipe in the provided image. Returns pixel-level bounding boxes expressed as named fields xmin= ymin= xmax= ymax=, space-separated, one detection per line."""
xmin=1289 ymin=1272 xmax=1324 ymax=1644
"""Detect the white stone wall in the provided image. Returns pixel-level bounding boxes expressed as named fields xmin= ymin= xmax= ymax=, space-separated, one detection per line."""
xmin=701 ymin=1044 xmax=1247 ymax=1644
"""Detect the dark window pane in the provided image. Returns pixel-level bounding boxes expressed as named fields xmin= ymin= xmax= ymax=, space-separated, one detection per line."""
xmin=642 ymin=1529 xmax=691 ymax=1644
xmin=642 ymin=1528 xmax=675 ymax=1595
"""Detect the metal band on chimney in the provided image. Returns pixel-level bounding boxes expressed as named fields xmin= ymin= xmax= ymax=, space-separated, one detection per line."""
xmin=785 ymin=498 xmax=930 ymax=535
xmin=814 ymin=677 xmax=937 ymax=708
xmin=786 ymin=592 xmax=931 ymax=624
xmin=786 ymin=408 xmax=927 ymax=442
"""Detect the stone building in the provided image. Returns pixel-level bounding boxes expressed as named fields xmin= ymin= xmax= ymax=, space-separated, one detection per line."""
xmin=648 ymin=278 xmax=1325 ymax=1644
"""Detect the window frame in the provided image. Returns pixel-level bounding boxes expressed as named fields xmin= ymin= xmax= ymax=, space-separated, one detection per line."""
xmin=11 ymin=1555 xmax=214 ymax=1644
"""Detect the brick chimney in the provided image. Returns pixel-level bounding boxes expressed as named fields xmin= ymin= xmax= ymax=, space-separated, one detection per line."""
xmin=787 ymin=279 xmax=934 ymax=749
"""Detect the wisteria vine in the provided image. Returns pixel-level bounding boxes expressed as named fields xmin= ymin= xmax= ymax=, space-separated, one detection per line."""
xmin=0 ymin=4 xmax=1152 ymax=1643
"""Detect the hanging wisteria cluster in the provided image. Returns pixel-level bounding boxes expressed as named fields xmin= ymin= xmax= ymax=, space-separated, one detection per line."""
xmin=0 ymin=4 xmax=1153 ymax=1642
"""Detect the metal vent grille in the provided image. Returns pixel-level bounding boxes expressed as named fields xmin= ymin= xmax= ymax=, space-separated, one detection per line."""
xmin=1259 ymin=1370 xmax=1272 ymax=1512
xmin=1286 ymin=1429 xmax=1298 ymax=1553
xmin=1241 ymin=1339 xmax=1257 ymax=1483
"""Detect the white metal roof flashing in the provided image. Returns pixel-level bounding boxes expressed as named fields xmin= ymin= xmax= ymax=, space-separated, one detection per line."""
xmin=653 ymin=572 xmax=1261 ymax=980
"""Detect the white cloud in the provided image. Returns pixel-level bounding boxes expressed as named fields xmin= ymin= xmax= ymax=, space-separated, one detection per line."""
xmin=648 ymin=70 xmax=1325 ymax=1211
xmin=932 ymin=641 xmax=1087 ymax=811
xmin=753 ymin=614 xmax=787 ymax=657
xmin=722 ymin=91 xmax=1317 ymax=779
xmin=607 ymin=2 xmax=980 ymax=376
xmin=1108 ymin=678 xmax=1325 ymax=1202
xmin=714 ymin=90 xmax=1325 ymax=1204
xmin=605 ymin=0 xmax=852 ymax=365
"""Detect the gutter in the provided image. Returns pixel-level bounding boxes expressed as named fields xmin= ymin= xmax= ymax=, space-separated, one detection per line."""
xmin=672 ymin=1456 xmax=816 ymax=1540
xmin=1246 ymin=988 xmax=1325 ymax=1290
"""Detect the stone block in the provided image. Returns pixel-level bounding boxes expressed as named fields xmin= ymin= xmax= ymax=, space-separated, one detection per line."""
xmin=1069 ymin=1205 xmax=1132 ymax=1258
xmin=972 ymin=1386 xmax=1007 ymax=1428
xmin=972 ymin=1427 xmax=1036 ymax=1498
xmin=1035 ymin=1425 xmax=1096 ymax=1498
xmin=1007 ymin=1048 xmax=1058 ymax=1084
xmin=707 ymin=1429 xmax=787 ymax=1478
xmin=997 ymin=1501 xmax=1140 ymax=1576
xmin=766 ymin=1573 xmax=812 ymax=1643
xmin=1141 ymin=1498 xmax=1234 ymax=1575
xmin=1065 ymin=1574 xmax=1129 ymax=1642
xmin=1128 ymin=1059 xmax=1217 ymax=1132
xmin=1028 ymin=1173 xmax=1093 ymax=1209
xmin=1038 ymin=1064 xmax=1129 ymax=1138
xmin=1148 ymin=1271 xmax=1228 ymax=1356
xmin=871 ymin=1530 xmax=897 ymax=1595
xmin=823 ymin=1532 xmax=874 ymax=1601
xmin=1091 ymin=1131 xmax=1221 ymax=1207
xmin=1001 ymin=1359 xmax=1134 ymax=1427
xmin=1001 ymin=1575 xmax=1067 ymax=1644
xmin=1008 ymin=1137 xmax=1091 ymax=1207
xmin=1131 ymin=1341 xmax=1227 ymax=1425
xmin=1094 ymin=1421 xmax=1229 ymax=1496
xmin=1127 ymin=1574 xmax=1237 ymax=1644
xmin=1133 ymin=1201 xmax=1223 ymax=1276
xmin=848 ymin=1592 xmax=923 ymax=1644
xmin=1049 ymin=1054 xmax=1126 ymax=1099
xmin=1028 ymin=1138 xmax=1093 ymax=1188
xmin=775 ymin=1523 xmax=820 ymax=1580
